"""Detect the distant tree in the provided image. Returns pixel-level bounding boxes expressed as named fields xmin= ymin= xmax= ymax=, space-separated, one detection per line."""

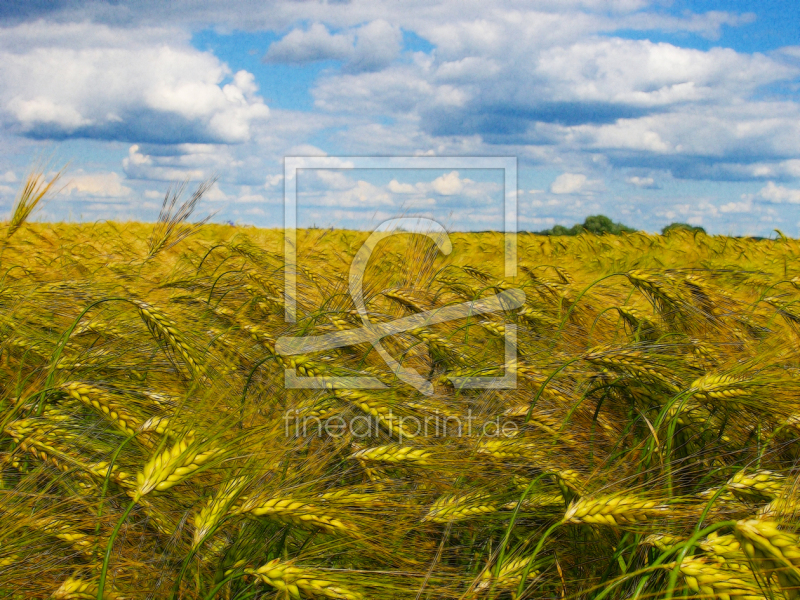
xmin=582 ymin=214 xmax=636 ymax=235
xmin=549 ymin=224 xmax=574 ymax=236
xmin=536 ymin=214 xmax=636 ymax=236
xmin=661 ymin=222 xmax=706 ymax=235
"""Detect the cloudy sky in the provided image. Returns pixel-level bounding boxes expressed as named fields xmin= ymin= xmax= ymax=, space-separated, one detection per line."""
xmin=1 ymin=0 xmax=799 ymax=235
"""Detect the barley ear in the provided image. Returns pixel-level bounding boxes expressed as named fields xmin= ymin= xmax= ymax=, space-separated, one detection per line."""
xmin=135 ymin=434 xmax=220 ymax=500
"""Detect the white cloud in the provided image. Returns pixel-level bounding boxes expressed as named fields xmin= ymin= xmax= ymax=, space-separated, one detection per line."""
xmin=535 ymin=39 xmax=789 ymax=107
xmin=313 ymin=170 xmax=356 ymax=190
xmin=0 ymin=22 xmax=269 ymax=144
xmin=264 ymin=23 xmax=353 ymax=63
xmin=617 ymin=10 xmax=756 ymax=40
xmin=388 ymin=179 xmax=416 ymax=193
xmin=757 ymin=181 xmax=800 ymax=204
xmin=122 ymin=145 xmax=207 ymax=181
xmin=316 ymin=180 xmax=395 ymax=207
xmin=61 ymin=170 xmax=132 ymax=198
xmin=285 ymin=144 xmax=329 ymax=157
xmin=284 ymin=145 xmax=355 ymax=170
xmin=203 ymin=182 xmax=232 ymax=202
xmin=265 ymin=20 xmax=401 ymax=72
xmin=264 ymin=174 xmax=283 ymax=187
xmin=306 ymin=15 xmax=800 ymax=186
xmin=719 ymin=199 xmax=753 ymax=213
xmin=0 ymin=170 xmax=16 ymax=183
xmin=295 ymin=169 xmax=500 ymax=213
xmin=626 ymin=176 xmax=658 ymax=189
xmin=348 ymin=20 xmax=402 ymax=72
xmin=237 ymin=193 xmax=267 ymax=204
xmin=550 ymin=173 xmax=587 ymax=194
xmin=531 ymin=197 xmax=563 ymax=208
xmin=431 ymin=171 xmax=467 ymax=195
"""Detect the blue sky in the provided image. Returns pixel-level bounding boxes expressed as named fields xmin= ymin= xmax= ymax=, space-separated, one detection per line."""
xmin=0 ymin=1 xmax=798 ymax=235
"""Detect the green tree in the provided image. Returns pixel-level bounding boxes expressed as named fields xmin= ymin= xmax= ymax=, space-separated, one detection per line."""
xmin=536 ymin=215 xmax=636 ymax=236
xmin=661 ymin=222 xmax=706 ymax=235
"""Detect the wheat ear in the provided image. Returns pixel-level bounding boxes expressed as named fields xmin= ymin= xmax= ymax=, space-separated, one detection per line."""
xmin=350 ymin=444 xmax=432 ymax=465
xmin=192 ymin=476 xmax=247 ymax=549
xmin=134 ymin=434 xmax=220 ymax=500
xmin=234 ymin=495 xmax=358 ymax=536
xmin=422 ymin=492 xmax=498 ymax=523
xmin=246 ymin=558 xmax=363 ymax=600
xmin=62 ymin=382 xmax=140 ymax=436
xmin=674 ymin=556 xmax=764 ymax=599
xmin=475 ymin=555 xmax=540 ymax=594
xmin=51 ymin=577 xmax=120 ymax=600
xmin=734 ymin=518 xmax=800 ymax=591
xmin=133 ymin=301 xmax=203 ymax=376
xmin=563 ymin=494 xmax=668 ymax=527
xmin=727 ymin=470 xmax=786 ymax=501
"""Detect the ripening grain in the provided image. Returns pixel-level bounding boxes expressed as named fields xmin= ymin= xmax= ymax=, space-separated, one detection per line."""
xmin=1 ymin=194 xmax=800 ymax=598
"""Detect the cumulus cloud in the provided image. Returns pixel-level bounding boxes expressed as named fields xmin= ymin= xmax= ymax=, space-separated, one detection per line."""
xmin=0 ymin=170 xmax=16 ymax=183
xmin=535 ymin=39 xmax=788 ymax=108
xmin=285 ymin=148 xmax=356 ymax=184
xmin=348 ymin=20 xmax=403 ymax=72
xmin=719 ymin=199 xmax=753 ymax=213
xmin=61 ymin=170 xmax=132 ymax=197
xmin=626 ymin=176 xmax=659 ymax=189
xmin=550 ymin=173 xmax=587 ymax=194
xmin=265 ymin=20 xmax=401 ymax=72
xmin=388 ymin=179 xmax=416 ymax=193
xmin=312 ymin=180 xmax=395 ymax=207
xmin=294 ymin=168 xmax=501 ymax=217
xmin=617 ymin=10 xmax=756 ymax=40
xmin=122 ymin=145 xmax=208 ymax=181
xmin=757 ymin=181 xmax=800 ymax=204
xmin=264 ymin=23 xmax=353 ymax=63
xmin=431 ymin=171 xmax=466 ymax=195
xmin=202 ymin=182 xmax=233 ymax=202
xmin=264 ymin=174 xmax=284 ymax=187
xmin=0 ymin=22 xmax=269 ymax=144
xmin=308 ymin=14 xmax=800 ymax=184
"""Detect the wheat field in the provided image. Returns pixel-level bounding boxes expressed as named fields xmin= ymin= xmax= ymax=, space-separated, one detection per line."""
xmin=2 ymin=178 xmax=800 ymax=599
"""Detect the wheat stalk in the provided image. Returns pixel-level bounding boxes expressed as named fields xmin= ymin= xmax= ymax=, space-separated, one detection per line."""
xmin=5 ymin=167 xmax=65 ymax=242
xmin=147 ymin=178 xmax=215 ymax=259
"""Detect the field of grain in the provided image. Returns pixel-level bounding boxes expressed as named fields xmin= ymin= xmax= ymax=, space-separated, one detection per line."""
xmin=2 ymin=195 xmax=800 ymax=598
